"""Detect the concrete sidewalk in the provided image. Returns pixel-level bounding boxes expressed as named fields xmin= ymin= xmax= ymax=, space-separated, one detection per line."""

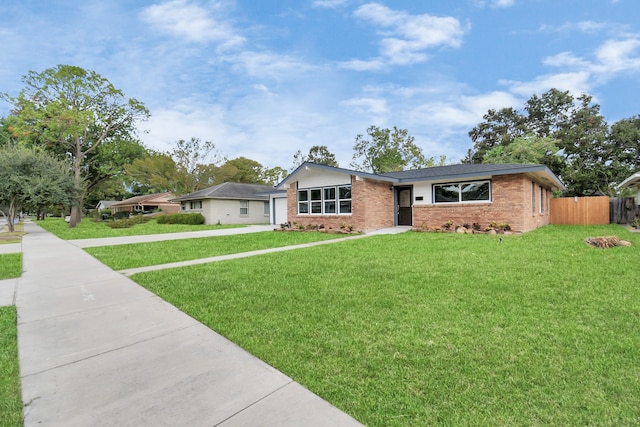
xmin=16 ymin=222 xmax=364 ymax=426
xmin=0 ymin=242 xmax=21 ymax=254
xmin=69 ymin=224 xmax=276 ymax=248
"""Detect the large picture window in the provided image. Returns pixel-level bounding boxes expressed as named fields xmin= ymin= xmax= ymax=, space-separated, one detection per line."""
xmin=433 ymin=180 xmax=491 ymax=203
xmin=297 ymin=184 xmax=351 ymax=215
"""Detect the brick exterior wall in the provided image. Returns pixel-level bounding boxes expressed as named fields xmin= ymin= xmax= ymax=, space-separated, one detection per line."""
xmin=287 ymin=173 xmax=552 ymax=233
xmin=286 ymin=176 xmax=394 ymax=231
xmin=413 ymin=174 xmax=551 ymax=232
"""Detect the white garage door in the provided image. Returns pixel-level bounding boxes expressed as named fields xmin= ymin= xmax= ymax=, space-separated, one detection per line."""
xmin=274 ymin=197 xmax=288 ymax=225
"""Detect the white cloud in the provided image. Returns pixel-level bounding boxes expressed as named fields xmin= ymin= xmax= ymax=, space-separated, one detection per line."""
xmin=312 ymin=0 xmax=349 ymax=8
xmin=492 ymin=0 xmax=515 ymax=8
xmin=501 ymin=36 xmax=640 ymax=98
xmin=543 ymin=51 xmax=592 ymax=68
xmin=339 ymin=58 xmax=387 ymax=71
xmin=341 ymin=97 xmax=390 ymax=117
xmin=344 ymin=3 xmax=468 ymax=68
xmin=225 ymin=50 xmax=317 ymax=79
xmin=501 ymin=71 xmax=593 ymax=97
xmin=594 ymin=38 xmax=640 ymax=73
xmin=472 ymin=0 xmax=515 ymax=8
xmin=140 ymin=0 xmax=245 ymax=49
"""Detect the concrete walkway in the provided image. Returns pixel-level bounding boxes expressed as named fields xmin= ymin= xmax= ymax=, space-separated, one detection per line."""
xmin=69 ymin=224 xmax=276 ymax=248
xmin=15 ymin=222 xmax=365 ymax=426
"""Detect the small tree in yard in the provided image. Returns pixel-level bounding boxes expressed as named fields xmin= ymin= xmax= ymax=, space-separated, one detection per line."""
xmin=0 ymin=145 xmax=77 ymax=232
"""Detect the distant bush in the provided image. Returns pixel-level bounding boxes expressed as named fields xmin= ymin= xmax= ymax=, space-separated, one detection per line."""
xmin=156 ymin=213 xmax=205 ymax=225
xmin=113 ymin=211 xmax=129 ymax=220
xmin=105 ymin=215 xmax=151 ymax=229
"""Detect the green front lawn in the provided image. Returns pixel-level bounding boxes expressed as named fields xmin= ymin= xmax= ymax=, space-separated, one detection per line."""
xmin=36 ymin=217 xmax=245 ymax=240
xmin=132 ymin=225 xmax=640 ymax=426
xmin=0 ymin=254 xmax=22 ymax=280
xmin=86 ymin=231 xmax=348 ymax=270
xmin=0 ymin=306 xmax=22 ymax=427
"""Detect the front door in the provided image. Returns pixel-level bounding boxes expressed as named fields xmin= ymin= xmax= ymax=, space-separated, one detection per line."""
xmin=396 ymin=186 xmax=413 ymax=226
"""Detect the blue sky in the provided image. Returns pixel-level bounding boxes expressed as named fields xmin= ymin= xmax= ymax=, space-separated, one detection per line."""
xmin=1 ymin=0 xmax=639 ymax=170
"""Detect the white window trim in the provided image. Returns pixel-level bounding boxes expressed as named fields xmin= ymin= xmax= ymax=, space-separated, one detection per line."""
xmin=432 ymin=180 xmax=492 ymax=204
xmin=297 ymin=184 xmax=352 ymax=215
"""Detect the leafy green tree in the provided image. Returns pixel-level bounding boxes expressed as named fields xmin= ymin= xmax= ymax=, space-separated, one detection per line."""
xmin=171 ymin=137 xmax=222 ymax=194
xmin=2 ymin=65 xmax=149 ymax=227
xmin=468 ymin=88 xmax=616 ymax=195
xmin=0 ymin=145 xmax=76 ymax=232
xmin=351 ymin=126 xmax=438 ymax=174
xmin=85 ymin=138 xmax=148 ymax=202
xmin=292 ymin=145 xmax=339 ymax=170
xmin=125 ymin=152 xmax=180 ymax=195
xmin=261 ymin=166 xmax=288 ymax=186
xmin=0 ymin=117 xmax=16 ymax=147
xmin=555 ymin=94 xmax=610 ymax=195
xmin=219 ymin=157 xmax=265 ymax=183
xmin=467 ymin=107 xmax=527 ymax=163
xmin=607 ymin=116 xmax=640 ymax=188
xmin=482 ymin=135 xmax=560 ymax=165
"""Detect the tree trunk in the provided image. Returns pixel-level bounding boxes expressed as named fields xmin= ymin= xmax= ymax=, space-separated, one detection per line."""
xmin=69 ymin=145 xmax=84 ymax=228
xmin=7 ymin=199 xmax=17 ymax=233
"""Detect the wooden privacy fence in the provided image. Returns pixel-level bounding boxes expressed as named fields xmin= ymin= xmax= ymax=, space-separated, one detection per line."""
xmin=610 ymin=197 xmax=640 ymax=224
xmin=550 ymin=196 xmax=610 ymax=225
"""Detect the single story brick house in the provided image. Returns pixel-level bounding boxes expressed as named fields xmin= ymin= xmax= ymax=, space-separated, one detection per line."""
xmin=111 ymin=192 xmax=180 ymax=215
xmin=172 ymin=182 xmax=274 ymax=225
xmin=276 ymin=162 xmax=565 ymax=232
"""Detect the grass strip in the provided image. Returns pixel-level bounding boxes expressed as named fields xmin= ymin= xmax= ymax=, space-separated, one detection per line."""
xmin=132 ymin=225 xmax=640 ymax=426
xmin=0 ymin=254 xmax=22 ymax=280
xmin=0 ymin=306 xmax=23 ymax=427
xmin=86 ymin=231 xmax=348 ymax=270
xmin=36 ymin=217 xmax=245 ymax=240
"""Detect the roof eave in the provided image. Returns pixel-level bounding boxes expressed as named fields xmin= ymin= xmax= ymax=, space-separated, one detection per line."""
xmin=276 ymin=162 xmax=398 ymax=188
xmin=617 ymin=172 xmax=640 ymax=190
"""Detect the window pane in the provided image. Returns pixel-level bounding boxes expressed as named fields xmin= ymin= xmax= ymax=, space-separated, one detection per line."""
xmin=461 ymin=182 xmax=490 ymax=201
xmin=339 ymin=186 xmax=351 ymax=199
xmin=324 ymin=200 xmax=336 ymax=213
xmin=434 ymin=184 xmax=459 ymax=203
xmin=264 ymin=202 xmax=269 ymax=215
xmin=298 ymin=190 xmax=308 ymax=201
xmin=298 ymin=202 xmax=309 ymax=214
xmin=339 ymin=200 xmax=351 ymax=213
xmin=311 ymin=201 xmax=322 ymax=213
xmin=324 ymin=187 xmax=335 ymax=200
xmin=310 ymin=189 xmax=322 ymax=200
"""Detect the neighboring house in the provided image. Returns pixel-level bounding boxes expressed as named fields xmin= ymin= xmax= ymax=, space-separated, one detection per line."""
xmin=95 ymin=200 xmax=117 ymax=211
xmin=276 ymin=162 xmax=565 ymax=232
xmin=111 ymin=192 xmax=180 ymax=215
xmin=172 ymin=182 xmax=275 ymax=225
xmin=618 ymin=172 xmax=640 ymax=205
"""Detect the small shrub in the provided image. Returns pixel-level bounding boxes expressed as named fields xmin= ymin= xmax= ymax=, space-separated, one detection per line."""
xmin=631 ymin=217 xmax=640 ymax=229
xmin=105 ymin=215 xmax=150 ymax=229
xmin=113 ymin=211 xmax=129 ymax=220
xmin=472 ymin=222 xmax=482 ymax=232
xmin=442 ymin=220 xmax=454 ymax=231
xmin=156 ymin=213 xmax=205 ymax=225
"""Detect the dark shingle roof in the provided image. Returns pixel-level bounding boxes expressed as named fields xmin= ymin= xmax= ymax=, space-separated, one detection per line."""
xmin=172 ymin=182 xmax=274 ymax=202
xmin=112 ymin=192 xmax=174 ymax=206
xmin=276 ymin=161 xmax=565 ymax=189
xmin=381 ymin=163 xmax=546 ymax=180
